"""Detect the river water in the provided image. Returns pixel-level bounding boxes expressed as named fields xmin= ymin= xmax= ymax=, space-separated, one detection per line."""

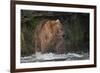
xmin=21 ymin=52 xmax=89 ymax=63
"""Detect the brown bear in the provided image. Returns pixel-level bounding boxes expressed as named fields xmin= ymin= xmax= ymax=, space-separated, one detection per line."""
xmin=33 ymin=19 xmax=65 ymax=54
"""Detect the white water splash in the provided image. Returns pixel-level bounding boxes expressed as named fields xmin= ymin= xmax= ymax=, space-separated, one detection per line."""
xmin=21 ymin=52 xmax=89 ymax=63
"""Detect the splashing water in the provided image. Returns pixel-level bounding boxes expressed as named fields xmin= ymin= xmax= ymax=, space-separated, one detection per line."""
xmin=21 ymin=52 xmax=89 ymax=63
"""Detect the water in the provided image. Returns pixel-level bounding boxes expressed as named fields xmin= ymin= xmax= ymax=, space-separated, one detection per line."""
xmin=21 ymin=52 xmax=89 ymax=63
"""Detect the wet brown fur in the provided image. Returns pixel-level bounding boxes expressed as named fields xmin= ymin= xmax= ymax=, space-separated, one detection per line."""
xmin=33 ymin=19 xmax=65 ymax=54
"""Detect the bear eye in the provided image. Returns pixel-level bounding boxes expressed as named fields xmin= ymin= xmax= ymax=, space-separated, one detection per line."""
xmin=57 ymin=30 xmax=60 ymax=33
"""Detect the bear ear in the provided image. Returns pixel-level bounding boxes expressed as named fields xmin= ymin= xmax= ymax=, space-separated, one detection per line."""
xmin=56 ymin=19 xmax=60 ymax=23
xmin=45 ymin=20 xmax=50 ymax=24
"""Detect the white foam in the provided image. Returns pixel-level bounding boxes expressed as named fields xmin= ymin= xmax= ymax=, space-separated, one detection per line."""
xmin=21 ymin=52 xmax=88 ymax=63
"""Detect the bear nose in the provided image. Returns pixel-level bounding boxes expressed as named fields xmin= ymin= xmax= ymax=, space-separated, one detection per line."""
xmin=62 ymin=34 xmax=65 ymax=38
